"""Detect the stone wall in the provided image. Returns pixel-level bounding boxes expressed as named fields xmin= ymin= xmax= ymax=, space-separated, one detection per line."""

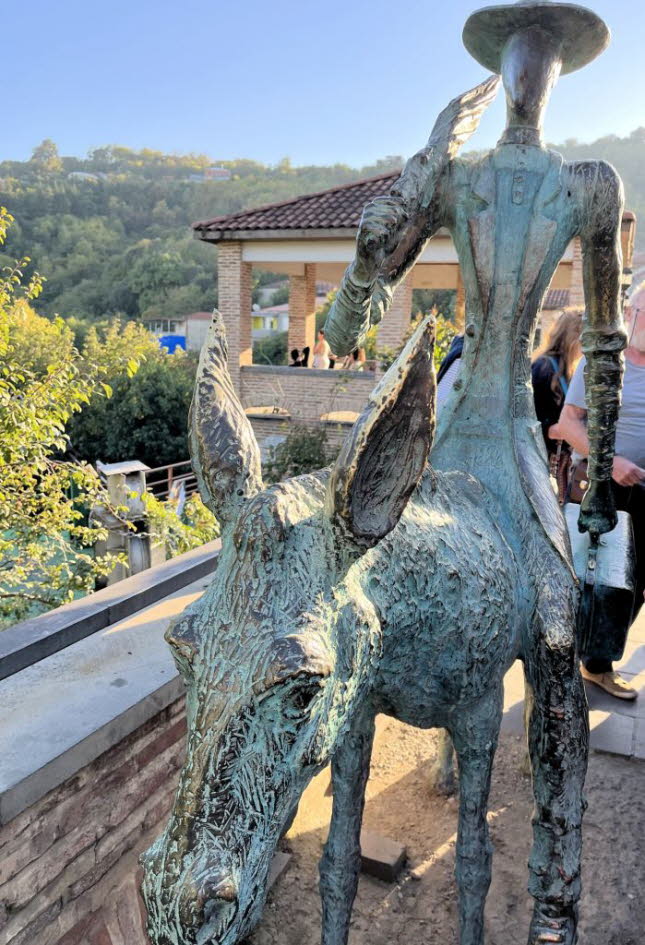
xmin=0 ymin=701 xmax=185 ymax=945
xmin=247 ymin=414 xmax=356 ymax=457
xmin=241 ymin=365 xmax=376 ymax=425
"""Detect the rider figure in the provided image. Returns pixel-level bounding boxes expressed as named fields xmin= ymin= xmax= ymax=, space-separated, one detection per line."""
xmin=325 ymin=4 xmax=625 ymax=942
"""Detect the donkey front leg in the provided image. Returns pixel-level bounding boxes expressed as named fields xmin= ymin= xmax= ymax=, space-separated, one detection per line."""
xmin=319 ymin=704 xmax=375 ymax=945
xmin=523 ymin=590 xmax=588 ymax=945
xmin=451 ymin=686 xmax=503 ymax=945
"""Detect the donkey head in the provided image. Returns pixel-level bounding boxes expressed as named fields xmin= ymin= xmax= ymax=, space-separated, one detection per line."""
xmin=141 ymin=313 xmax=436 ymax=945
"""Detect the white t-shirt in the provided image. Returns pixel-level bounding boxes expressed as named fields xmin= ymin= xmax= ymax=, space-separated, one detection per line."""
xmin=565 ymin=355 xmax=645 ymax=467
xmin=436 ymin=359 xmax=462 ymax=410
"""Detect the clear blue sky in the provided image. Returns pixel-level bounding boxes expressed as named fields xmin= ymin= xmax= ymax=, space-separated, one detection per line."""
xmin=6 ymin=0 xmax=643 ymax=166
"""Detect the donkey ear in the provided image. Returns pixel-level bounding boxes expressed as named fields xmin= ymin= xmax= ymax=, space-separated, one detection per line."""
xmin=189 ymin=312 xmax=263 ymax=528
xmin=326 ymin=316 xmax=436 ymax=549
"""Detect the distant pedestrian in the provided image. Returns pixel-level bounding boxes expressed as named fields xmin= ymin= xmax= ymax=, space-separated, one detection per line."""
xmin=313 ymin=329 xmax=331 ymax=369
xmin=531 ymin=308 xmax=583 ymax=502
xmin=343 ymin=348 xmax=366 ymax=371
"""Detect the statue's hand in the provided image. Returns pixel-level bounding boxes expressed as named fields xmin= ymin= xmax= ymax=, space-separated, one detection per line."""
xmin=578 ymin=479 xmax=617 ymax=537
xmin=355 ymin=197 xmax=408 ymax=280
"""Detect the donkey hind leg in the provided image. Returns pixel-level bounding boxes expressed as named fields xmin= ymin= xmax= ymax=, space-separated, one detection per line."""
xmin=319 ymin=703 xmax=375 ymax=945
xmin=524 ymin=589 xmax=588 ymax=945
xmin=451 ymin=685 xmax=503 ymax=945
xmin=428 ymin=727 xmax=457 ymax=796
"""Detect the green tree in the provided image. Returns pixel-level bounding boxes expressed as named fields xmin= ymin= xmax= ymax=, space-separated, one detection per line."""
xmin=253 ymin=330 xmax=287 ymax=366
xmin=68 ymin=339 xmax=197 ymax=469
xmin=264 ymin=425 xmax=332 ymax=483
xmin=377 ymin=312 xmax=457 ymax=372
xmin=127 ymin=247 xmax=186 ymax=313
xmin=30 ymin=139 xmax=63 ymax=173
xmin=0 ymin=210 xmax=149 ymax=626
xmin=142 ymin=491 xmax=219 ymax=559
xmin=413 ymin=289 xmax=456 ymax=321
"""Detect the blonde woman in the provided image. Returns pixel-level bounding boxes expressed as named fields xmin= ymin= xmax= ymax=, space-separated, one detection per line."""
xmin=531 ymin=308 xmax=583 ymax=453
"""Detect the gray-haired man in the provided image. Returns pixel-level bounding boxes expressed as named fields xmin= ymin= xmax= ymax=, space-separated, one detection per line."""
xmin=559 ymin=296 xmax=645 ymax=699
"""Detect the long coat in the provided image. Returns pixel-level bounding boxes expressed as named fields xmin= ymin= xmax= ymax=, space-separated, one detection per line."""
xmin=431 ymin=143 xmax=592 ymax=590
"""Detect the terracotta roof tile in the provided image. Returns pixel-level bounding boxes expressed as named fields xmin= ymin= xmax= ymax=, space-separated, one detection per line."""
xmin=193 ymin=172 xmax=400 ymax=235
xmin=543 ymin=289 xmax=571 ymax=310
xmin=193 ymin=172 xmax=636 ymax=247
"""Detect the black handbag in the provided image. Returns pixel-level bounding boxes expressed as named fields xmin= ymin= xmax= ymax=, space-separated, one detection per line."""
xmin=564 ymin=504 xmax=637 ymax=663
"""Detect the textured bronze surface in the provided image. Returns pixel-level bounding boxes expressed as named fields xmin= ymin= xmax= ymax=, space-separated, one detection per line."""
xmin=142 ymin=4 xmax=625 ymax=945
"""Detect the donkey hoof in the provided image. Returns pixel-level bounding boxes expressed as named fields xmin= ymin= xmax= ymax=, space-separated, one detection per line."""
xmin=528 ymin=902 xmax=577 ymax=945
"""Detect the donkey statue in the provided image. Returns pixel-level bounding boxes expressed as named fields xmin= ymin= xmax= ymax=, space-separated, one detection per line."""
xmin=141 ymin=312 xmax=587 ymax=945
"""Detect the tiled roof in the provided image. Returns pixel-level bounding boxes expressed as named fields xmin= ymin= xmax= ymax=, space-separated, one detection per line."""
xmin=193 ymin=172 xmax=399 ymax=236
xmin=543 ymin=289 xmax=570 ymax=310
xmin=193 ymin=171 xmax=636 ymax=247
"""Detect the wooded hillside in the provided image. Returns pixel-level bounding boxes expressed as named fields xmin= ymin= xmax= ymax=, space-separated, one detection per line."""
xmin=1 ymin=130 xmax=643 ymax=327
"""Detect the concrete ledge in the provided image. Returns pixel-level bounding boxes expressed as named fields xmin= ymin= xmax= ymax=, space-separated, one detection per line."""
xmin=0 ymin=540 xmax=220 ymax=681
xmin=0 ymin=575 xmax=210 ymax=824
xmin=1 ymin=676 xmax=184 ymax=825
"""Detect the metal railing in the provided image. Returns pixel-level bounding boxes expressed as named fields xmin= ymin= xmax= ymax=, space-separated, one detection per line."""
xmin=145 ymin=459 xmax=198 ymax=500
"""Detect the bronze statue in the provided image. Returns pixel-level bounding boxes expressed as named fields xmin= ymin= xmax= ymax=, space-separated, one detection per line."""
xmin=141 ymin=4 xmax=626 ymax=945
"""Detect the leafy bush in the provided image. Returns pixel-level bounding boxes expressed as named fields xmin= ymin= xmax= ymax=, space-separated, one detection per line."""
xmin=264 ymin=425 xmax=333 ymax=483
xmin=377 ymin=312 xmax=457 ymax=372
xmin=142 ymin=491 xmax=219 ymax=559
xmin=0 ymin=209 xmax=151 ymax=626
xmin=68 ymin=339 xmax=197 ymax=468
xmin=253 ymin=330 xmax=287 ymax=366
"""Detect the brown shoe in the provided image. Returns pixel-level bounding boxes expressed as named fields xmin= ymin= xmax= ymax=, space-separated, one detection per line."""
xmin=580 ymin=666 xmax=638 ymax=701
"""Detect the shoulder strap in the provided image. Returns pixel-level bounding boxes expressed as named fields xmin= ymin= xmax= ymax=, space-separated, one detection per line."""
xmin=548 ymin=356 xmax=569 ymax=396
xmin=437 ymin=335 xmax=464 ymax=383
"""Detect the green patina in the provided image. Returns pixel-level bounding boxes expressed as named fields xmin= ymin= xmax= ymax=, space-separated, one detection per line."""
xmin=141 ymin=4 xmax=626 ymax=945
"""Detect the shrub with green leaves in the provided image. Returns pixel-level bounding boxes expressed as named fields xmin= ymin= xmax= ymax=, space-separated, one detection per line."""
xmin=0 ymin=209 xmax=151 ymax=626
xmin=264 ymin=425 xmax=333 ymax=483
xmin=142 ymin=491 xmax=219 ymax=559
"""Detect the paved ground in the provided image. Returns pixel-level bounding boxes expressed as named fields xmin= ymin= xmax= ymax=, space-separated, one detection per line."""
xmin=254 ymin=725 xmax=645 ymax=945
xmin=246 ymin=605 xmax=645 ymax=944
xmin=502 ymin=604 xmax=645 ymax=758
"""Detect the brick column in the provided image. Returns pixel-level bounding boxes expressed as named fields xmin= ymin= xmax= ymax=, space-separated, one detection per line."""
xmin=569 ymin=237 xmax=585 ymax=308
xmin=377 ymin=274 xmax=413 ymax=350
xmin=288 ymin=264 xmax=317 ymax=354
xmin=455 ymin=267 xmax=466 ymax=332
xmin=217 ymin=241 xmax=252 ymax=392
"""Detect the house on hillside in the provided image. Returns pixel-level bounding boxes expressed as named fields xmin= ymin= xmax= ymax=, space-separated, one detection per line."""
xmin=251 ymin=293 xmax=329 ymax=339
xmin=143 ymin=312 xmax=214 ymax=352
xmin=192 ymin=172 xmax=636 ymax=448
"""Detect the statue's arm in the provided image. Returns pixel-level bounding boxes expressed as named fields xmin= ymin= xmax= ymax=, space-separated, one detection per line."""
xmin=324 ymin=75 xmax=500 ymax=357
xmin=323 ymin=197 xmax=442 ymax=356
xmin=574 ymin=160 xmax=627 ymax=536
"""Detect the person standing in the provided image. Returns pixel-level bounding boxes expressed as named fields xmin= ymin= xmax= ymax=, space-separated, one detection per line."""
xmin=531 ymin=308 xmax=583 ymax=501
xmin=559 ymin=295 xmax=645 ymax=700
xmin=312 ymin=329 xmax=331 ymax=369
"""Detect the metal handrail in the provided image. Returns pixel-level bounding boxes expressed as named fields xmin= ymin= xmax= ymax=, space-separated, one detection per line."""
xmin=145 ymin=460 xmax=199 ymax=500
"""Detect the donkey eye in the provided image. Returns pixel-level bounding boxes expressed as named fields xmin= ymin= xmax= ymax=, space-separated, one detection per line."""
xmin=293 ymin=689 xmax=315 ymax=711
xmin=282 ymin=683 xmax=320 ymax=719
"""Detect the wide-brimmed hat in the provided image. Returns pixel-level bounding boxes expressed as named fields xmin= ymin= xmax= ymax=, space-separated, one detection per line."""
xmin=463 ymin=1 xmax=610 ymax=75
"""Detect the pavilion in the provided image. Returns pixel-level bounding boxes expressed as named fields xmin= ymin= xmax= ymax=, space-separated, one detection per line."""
xmin=193 ymin=173 xmax=636 ymax=444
